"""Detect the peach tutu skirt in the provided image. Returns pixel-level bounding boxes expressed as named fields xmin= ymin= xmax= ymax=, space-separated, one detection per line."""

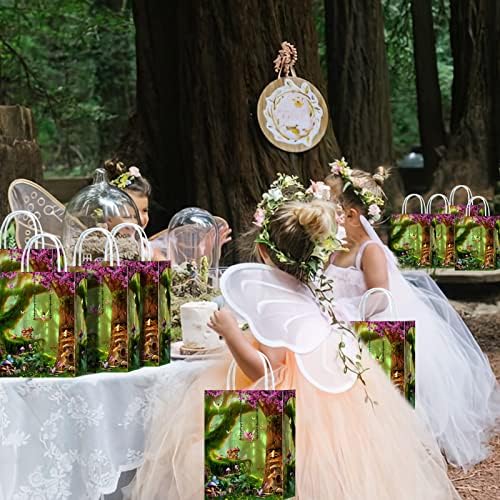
xmin=125 ymin=351 xmax=459 ymax=499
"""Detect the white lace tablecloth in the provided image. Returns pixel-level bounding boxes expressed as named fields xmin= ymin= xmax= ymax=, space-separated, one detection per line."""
xmin=0 ymin=364 xmax=179 ymax=500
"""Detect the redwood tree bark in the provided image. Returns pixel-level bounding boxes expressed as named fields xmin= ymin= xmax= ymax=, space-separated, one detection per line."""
xmin=130 ymin=0 xmax=340 ymax=245
xmin=410 ymin=0 xmax=447 ymax=183
xmin=431 ymin=0 xmax=499 ymax=193
xmin=324 ymin=0 xmax=393 ymax=170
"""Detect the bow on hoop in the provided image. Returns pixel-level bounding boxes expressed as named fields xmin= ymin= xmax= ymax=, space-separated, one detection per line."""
xmin=273 ymin=41 xmax=298 ymax=77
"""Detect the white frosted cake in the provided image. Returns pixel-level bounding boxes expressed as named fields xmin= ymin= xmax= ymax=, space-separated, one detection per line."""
xmin=180 ymin=301 xmax=221 ymax=350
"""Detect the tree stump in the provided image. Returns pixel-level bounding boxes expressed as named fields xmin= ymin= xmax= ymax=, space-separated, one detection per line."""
xmin=0 ymin=105 xmax=43 ymax=219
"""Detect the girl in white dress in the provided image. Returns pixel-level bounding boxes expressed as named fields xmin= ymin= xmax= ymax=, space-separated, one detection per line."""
xmin=323 ymin=159 xmax=500 ymax=469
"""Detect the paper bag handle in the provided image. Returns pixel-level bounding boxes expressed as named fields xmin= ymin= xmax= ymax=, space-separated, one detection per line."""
xmin=226 ymin=351 xmax=275 ymax=390
xmin=359 ymin=288 xmax=396 ymax=321
xmin=465 ymin=195 xmax=491 ymax=216
xmin=21 ymin=233 xmax=67 ymax=272
xmin=72 ymin=228 xmax=121 ymax=266
xmin=111 ymin=223 xmax=152 ymax=261
xmin=449 ymin=185 xmax=473 ymax=206
xmin=426 ymin=193 xmax=449 ymax=214
xmin=402 ymin=194 xmax=425 ymax=214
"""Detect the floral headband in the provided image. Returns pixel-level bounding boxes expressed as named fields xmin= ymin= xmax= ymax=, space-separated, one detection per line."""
xmin=329 ymin=158 xmax=385 ymax=224
xmin=110 ymin=166 xmax=142 ymax=189
xmin=252 ymin=173 xmax=344 ymax=279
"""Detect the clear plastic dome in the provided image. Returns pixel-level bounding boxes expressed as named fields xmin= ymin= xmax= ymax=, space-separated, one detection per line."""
xmin=62 ymin=168 xmax=140 ymax=261
xmin=167 ymin=207 xmax=220 ymax=288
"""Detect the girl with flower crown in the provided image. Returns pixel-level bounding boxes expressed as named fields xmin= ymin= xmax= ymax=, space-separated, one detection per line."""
xmin=124 ymin=174 xmax=459 ymax=499
xmin=324 ymin=158 xmax=500 ymax=469
xmin=103 ymin=160 xmax=232 ymax=260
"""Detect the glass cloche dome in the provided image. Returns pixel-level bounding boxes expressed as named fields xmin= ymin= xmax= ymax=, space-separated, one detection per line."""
xmin=167 ymin=207 xmax=220 ymax=288
xmin=62 ymin=168 xmax=141 ymax=261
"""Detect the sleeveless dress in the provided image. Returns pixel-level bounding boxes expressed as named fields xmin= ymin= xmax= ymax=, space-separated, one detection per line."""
xmin=326 ymin=239 xmax=500 ymax=469
xmin=124 ymin=262 xmax=460 ymax=500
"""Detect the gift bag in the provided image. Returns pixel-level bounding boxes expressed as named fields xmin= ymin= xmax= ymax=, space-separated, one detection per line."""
xmin=495 ymin=216 xmax=500 ymax=269
xmin=205 ymin=354 xmax=296 ymax=499
xmin=0 ymin=233 xmax=81 ymax=377
xmin=427 ymin=194 xmax=455 ymax=268
xmin=353 ymin=288 xmax=416 ymax=406
xmin=72 ymin=228 xmax=141 ymax=373
xmin=389 ymin=194 xmax=431 ymax=268
xmin=455 ymin=196 xmax=495 ymax=270
xmin=111 ymin=223 xmax=172 ymax=366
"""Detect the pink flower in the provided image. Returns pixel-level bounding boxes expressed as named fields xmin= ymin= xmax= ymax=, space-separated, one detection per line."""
xmin=368 ymin=204 xmax=381 ymax=221
xmin=253 ymin=208 xmax=265 ymax=228
xmin=129 ymin=166 xmax=141 ymax=178
xmin=330 ymin=160 xmax=343 ymax=174
xmin=243 ymin=431 xmax=255 ymax=442
xmin=307 ymin=181 xmax=331 ymax=201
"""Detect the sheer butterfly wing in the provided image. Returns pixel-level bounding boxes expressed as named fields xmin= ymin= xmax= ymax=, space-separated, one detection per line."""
xmin=8 ymin=179 xmax=66 ymax=247
xmin=220 ymin=263 xmax=358 ymax=393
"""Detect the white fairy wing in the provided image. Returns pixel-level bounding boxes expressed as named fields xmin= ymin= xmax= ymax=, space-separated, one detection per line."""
xmin=8 ymin=179 xmax=66 ymax=247
xmin=220 ymin=263 xmax=358 ymax=393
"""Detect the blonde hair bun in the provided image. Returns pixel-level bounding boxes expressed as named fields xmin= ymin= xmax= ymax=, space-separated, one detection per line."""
xmin=372 ymin=166 xmax=391 ymax=186
xmin=290 ymin=200 xmax=336 ymax=242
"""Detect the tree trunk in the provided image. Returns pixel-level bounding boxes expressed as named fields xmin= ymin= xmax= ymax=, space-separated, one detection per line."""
xmin=141 ymin=274 xmax=159 ymax=364
xmin=324 ymin=0 xmax=393 ymax=170
xmin=0 ymin=106 xmax=43 ymax=220
xmin=262 ymin=412 xmax=284 ymax=495
xmin=55 ymin=295 xmax=76 ymax=374
xmin=107 ymin=286 xmax=128 ymax=368
xmin=410 ymin=0 xmax=447 ymax=183
xmin=130 ymin=0 xmax=340 ymax=248
xmin=430 ymin=0 xmax=499 ymax=194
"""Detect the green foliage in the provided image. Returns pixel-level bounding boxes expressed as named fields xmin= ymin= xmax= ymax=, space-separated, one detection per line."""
xmin=314 ymin=0 xmax=453 ymax=156
xmin=0 ymin=0 xmax=135 ymax=176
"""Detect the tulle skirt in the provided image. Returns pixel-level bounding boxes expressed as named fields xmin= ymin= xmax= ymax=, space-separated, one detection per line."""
xmin=335 ymin=271 xmax=500 ymax=468
xmin=124 ymin=350 xmax=459 ymax=500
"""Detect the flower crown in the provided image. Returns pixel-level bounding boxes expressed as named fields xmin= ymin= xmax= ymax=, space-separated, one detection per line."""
xmin=110 ymin=166 xmax=142 ymax=189
xmin=252 ymin=173 xmax=344 ymax=280
xmin=329 ymin=158 xmax=385 ymax=224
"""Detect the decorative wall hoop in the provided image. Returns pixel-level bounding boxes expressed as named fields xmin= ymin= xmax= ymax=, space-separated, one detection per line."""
xmin=257 ymin=42 xmax=329 ymax=153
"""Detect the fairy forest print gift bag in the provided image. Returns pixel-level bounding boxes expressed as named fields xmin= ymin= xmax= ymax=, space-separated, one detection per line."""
xmin=495 ymin=217 xmax=500 ymax=269
xmin=390 ymin=194 xmax=431 ymax=268
xmin=205 ymin=390 xmax=296 ymax=499
xmin=427 ymin=194 xmax=455 ymax=268
xmin=455 ymin=196 xmax=495 ymax=271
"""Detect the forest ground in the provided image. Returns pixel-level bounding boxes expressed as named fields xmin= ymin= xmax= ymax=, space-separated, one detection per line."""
xmin=447 ymin=290 xmax=499 ymax=499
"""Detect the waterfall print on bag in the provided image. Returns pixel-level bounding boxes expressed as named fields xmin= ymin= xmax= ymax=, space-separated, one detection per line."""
xmin=205 ymin=390 xmax=296 ymax=499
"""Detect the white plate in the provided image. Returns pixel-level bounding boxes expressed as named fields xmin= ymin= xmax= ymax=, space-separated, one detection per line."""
xmin=171 ymin=341 xmax=227 ymax=361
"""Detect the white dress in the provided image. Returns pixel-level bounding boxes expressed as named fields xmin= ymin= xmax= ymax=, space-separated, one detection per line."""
xmin=326 ymin=238 xmax=500 ymax=469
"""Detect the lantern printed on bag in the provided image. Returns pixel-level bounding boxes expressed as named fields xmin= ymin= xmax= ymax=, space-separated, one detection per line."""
xmin=354 ymin=321 xmax=416 ymax=407
xmin=205 ymin=390 xmax=296 ymax=499
xmin=0 ymin=251 xmax=81 ymax=377
xmin=454 ymin=196 xmax=495 ymax=271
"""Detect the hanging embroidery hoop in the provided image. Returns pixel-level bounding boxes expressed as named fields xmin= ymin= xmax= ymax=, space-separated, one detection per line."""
xmin=257 ymin=42 xmax=329 ymax=153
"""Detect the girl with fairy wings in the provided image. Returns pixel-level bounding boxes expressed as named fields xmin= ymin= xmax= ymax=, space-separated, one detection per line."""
xmin=124 ymin=174 xmax=459 ymax=499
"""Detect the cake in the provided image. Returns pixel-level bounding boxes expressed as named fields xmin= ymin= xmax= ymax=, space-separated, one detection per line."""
xmin=180 ymin=301 xmax=221 ymax=351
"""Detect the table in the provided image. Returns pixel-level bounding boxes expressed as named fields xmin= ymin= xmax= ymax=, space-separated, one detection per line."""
xmin=0 ymin=363 xmax=180 ymax=500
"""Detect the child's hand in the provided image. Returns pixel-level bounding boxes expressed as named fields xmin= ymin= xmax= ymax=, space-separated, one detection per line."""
xmin=219 ymin=225 xmax=232 ymax=248
xmin=208 ymin=309 xmax=239 ymax=338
